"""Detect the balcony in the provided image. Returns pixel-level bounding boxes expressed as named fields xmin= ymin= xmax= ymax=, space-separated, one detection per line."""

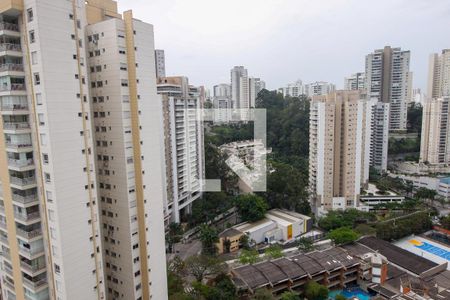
xmin=0 ymin=22 xmax=19 ymax=32
xmin=22 ymin=276 xmax=47 ymax=291
xmin=0 ymin=83 xmax=25 ymax=92
xmin=8 ymin=158 xmax=34 ymax=171
xmin=3 ymin=122 xmax=30 ymax=133
xmin=20 ymin=261 xmax=46 ymax=275
xmin=14 ymin=211 xmax=40 ymax=223
xmin=0 ymin=43 xmax=21 ymax=53
xmin=12 ymin=193 xmax=38 ymax=205
xmin=1 ymin=103 xmax=28 ymax=114
xmin=16 ymin=227 xmax=42 ymax=240
xmin=0 ymin=63 xmax=23 ymax=72
xmin=5 ymin=141 xmax=32 ymax=152
xmin=10 ymin=176 xmax=36 ymax=188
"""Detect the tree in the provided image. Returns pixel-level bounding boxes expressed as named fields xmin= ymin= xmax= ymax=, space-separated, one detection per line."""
xmin=239 ymin=234 xmax=250 ymax=250
xmin=234 ymin=194 xmax=268 ymax=222
xmin=168 ymin=270 xmax=185 ymax=296
xmin=297 ymin=237 xmax=314 ymax=252
xmin=264 ymin=245 xmax=283 ymax=259
xmin=199 ymin=224 xmax=219 ymax=255
xmin=252 ymin=288 xmax=275 ymax=300
xmin=327 ymin=227 xmax=359 ymax=245
xmin=239 ymin=249 xmax=260 ymax=265
xmin=335 ymin=295 xmax=347 ymax=300
xmin=415 ymin=188 xmax=437 ymax=203
xmin=213 ymin=273 xmax=237 ymax=300
xmin=185 ymin=255 xmax=225 ymax=282
xmin=167 ymin=222 xmax=184 ymax=252
xmin=441 ymin=214 xmax=450 ymax=230
xmin=354 ymin=224 xmax=376 ymax=236
xmin=304 ymin=281 xmax=329 ymax=300
xmin=280 ymin=291 xmax=300 ymax=300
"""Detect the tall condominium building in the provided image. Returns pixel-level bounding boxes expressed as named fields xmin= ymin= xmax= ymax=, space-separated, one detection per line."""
xmin=344 ymin=72 xmax=366 ymax=91
xmin=212 ymin=96 xmax=232 ymax=124
xmin=213 ymin=83 xmax=231 ymax=98
xmin=428 ymin=49 xmax=450 ymax=98
xmin=305 ymin=81 xmax=336 ymax=97
xmin=154 ymin=49 xmax=166 ymax=78
xmin=248 ymin=77 xmax=265 ymax=108
xmin=309 ymin=91 xmax=373 ymax=216
xmin=0 ymin=1 xmax=107 ymax=299
xmin=230 ymin=66 xmax=248 ymax=109
xmin=420 ymin=97 xmax=450 ymax=165
xmin=369 ymin=102 xmax=390 ymax=171
xmin=86 ymin=4 xmax=168 ymax=299
xmin=365 ymin=46 xmax=411 ymax=132
xmin=157 ymin=76 xmax=204 ymax=224
xmin=0 ymin=1 xmax=168 ymax=300
xmin=278 ymin=80 xmax=305 ymax=98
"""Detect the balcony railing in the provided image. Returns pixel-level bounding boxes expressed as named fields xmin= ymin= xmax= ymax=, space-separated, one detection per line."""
xmin=1 ymin=104 xmax=28 ymax=111
xmin=0 ymin=63 xmax=23 ymax=72
xmin=0 ymin=83 xmax=26 ymax=92
xmin=5 ymin=141 xmax=32 ymax=149
xmin=20 ymin=261 xmax=46 ymax=274
xmin=16 ymin=227 xmax=42 ymax=240
xmin=14 ymin=211 xmax=40 ymax=222
xmin=12 ymin=193 xmax=37 ymax=204
xmin=8 ymin=159 xmax=34 ymax=168
xmin=22 ymin=276 xmax=47 ymax=290
xmin=0 ymin=43 xmax=21 ymax=52
xmin=10 ymin=176 xmax=36 ymax=186
xmin=3 ymin=122 xmax=30 ymax=130
xmin=0 ymin=22 xmax=19 ymax=32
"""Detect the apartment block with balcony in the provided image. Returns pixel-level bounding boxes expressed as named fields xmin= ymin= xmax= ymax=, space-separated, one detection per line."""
xmin=157 ymin=76 xmax=204 ymax=224
xmin=85 ymin=5 xmax=168 ymax=299
xmin=309 ymin=90 xmax=373 ymax=216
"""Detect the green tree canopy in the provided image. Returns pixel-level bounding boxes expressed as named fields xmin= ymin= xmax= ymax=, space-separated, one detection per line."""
xmin=185 ymin=254 xmax=225 ymax=282
xmin=239 ymin=249 xmax=260 ymax=265
xmin=252 ymin=288 xmax=275 ymax=300
xmin=264 ymin=245 xmax=283 ymax=259
xmin=327 ymin=227 xmax=359 ymax=245
xmin=280 ymin=291 xmax=301 ymax=300
xmin=297 ymin=237 xmax=314 ymax=252
xmin=199 ymin=224 xmax=219 ymax=255
xmin=234 ymin=194 xmax=268 ymax=222
xmin=304 ymin=281 xmax=329 ymax=300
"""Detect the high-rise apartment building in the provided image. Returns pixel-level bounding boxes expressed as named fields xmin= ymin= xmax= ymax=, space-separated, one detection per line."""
xmin=420 ymin=97 xmax=450 ymax=165
xmin=365 ymin=46 xmax=411 ymax=132
xmin=0 ymin=1 xmax=168 ymax=300
xmin=0 ymin=1 xmax=107 ymax=299
xmin=157 ymin=76 xmax=204 ymax=224
xmin=305 ymin=81 xmax=336 ymax=97
xmin=154 ymin=49 xmax=166 ymax=78
xmin=212 ymin=96 xmax=232 ymax=124
xmin=428 ymin=49 xmax=450 ymax=98
xmin=230 ymin=66 xmax=247 ymax=109
xmin=344 ymin=72 xmax=366 ymax=91
xmin=309 ymin=91 xmax=373 ymax=216
xmin=278 ymin=80 xmax=305 ymax=98
xmin=86 ymin=4 xmax=168 ymax=299
xmin=213 ymin=83 xmax=231 ymax=98
xmin=248 ymin=77 xmax=265 ymax=108
xmin=369 ymin=102 xmax=390 ymax=171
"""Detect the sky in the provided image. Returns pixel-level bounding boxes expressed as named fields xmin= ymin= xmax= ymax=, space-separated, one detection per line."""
xmin=118 ymin=0 xmax=450 ymax=91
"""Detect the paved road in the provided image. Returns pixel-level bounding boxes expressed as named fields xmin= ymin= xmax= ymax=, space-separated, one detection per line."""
xmin=168 ymin=240 xmax=202 ymax=261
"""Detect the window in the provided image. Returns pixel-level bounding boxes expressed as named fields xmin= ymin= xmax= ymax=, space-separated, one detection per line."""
xmin=34 ymin=73 xmax=40 ymax=85
xmin=54 ymin=263 xmax=60 ymax=274
xmin=27 ymin=8 xmax=33 ymax=22
xmin=29 ymin=30 xmax=35 ymax=43
xmin=46 ymin=190 xmax=53 ymax=202
xmin=48 ymin=209 xmax=55 ymax=221
xmin=50 ymin=227 xmax=57 ymax=239
xmin=44 ymin=173 xmax=51 ymax=183
xmin=40 ymin=133 xmax=47 ymax=146
xmin=31 ymin=51 xmax=38 ymax=65
xmin=36 ymin=93 xmax=42 ymax=105
xmin=38 ymin=113 xmax=45 ymax=126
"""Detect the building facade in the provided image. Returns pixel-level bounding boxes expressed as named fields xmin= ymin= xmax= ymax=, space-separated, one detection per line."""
xmin=157 ymin=76 xmax=204 ymax=224
xmin=420 ymin=97 xmax=450 ymax=165
xmin=278 ymin=80 xmax=305 ymax=98
xmin=154 ymin=49 xmax=165 ymax=78
xmin=344 ymin=72 xmax=366 ymax=91
xmin=0 ymin=1 xmax=107 ymax=299
xmin=370 ymin=102 xmax=390 ymax=171
xmin=86 ymin=6 xmax=168 ymax=300
xmin=309 ymin=91 xmax=373 ymax=215
xmin=428 ymin=49 xmax=450 ymax=98
xmin=213 ymin=83 xmax=231 ymax=98
xmin=365 ymin=46 xmax=411 ymax=132
xmin=305 ymin=81 xmax=336 ymax=97
xmin=230 ymin=66 xmax=247 ymax=109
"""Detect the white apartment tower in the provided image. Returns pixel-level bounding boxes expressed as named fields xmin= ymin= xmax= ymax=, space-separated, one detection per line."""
xmin=305 ymin=81 xmax=336 ymax=97
xmin=0 ymin=1 xmax=106 ymax=299
xmin=213 ymin=83 xmax=231 ymax=98
xmin=230 ymin=66 xmax=247 ymax=109
xmin=420 ymin=97 xmax=450 ymax=165
xmin=157 ymin=76 xmax=204 ymax=224
xmin=344 ymin=72 xmax=366 ymax=91
xmin=278 ymin=80 xmax=305 ymax=98
xmin=428 ymin=49 xmax=450 ymax=98
xmin=309 ymin=91 xmax=373 ymax=216
xmin=365 ymin=46 xmax=411 ymax=132
xmin=86 ymin=3 xmax=168 ymax=299
xmin=154 ymin=49 xmax=165 ymax=78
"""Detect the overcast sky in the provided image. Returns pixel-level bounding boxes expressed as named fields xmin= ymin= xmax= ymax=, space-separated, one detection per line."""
xmin=118 ymin=0 xmax=450 ymax=92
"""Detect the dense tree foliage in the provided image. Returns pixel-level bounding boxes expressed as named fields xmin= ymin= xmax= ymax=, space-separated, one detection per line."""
xmin=189 ymin=192 xmax=234 ymax=226
xmin=239 ymin=249 xmax=260 ymax=265
xmin=234 ymin=194 xmax=268 ymax=222
xmin=318 ymin=209 xmax=376 ymax=231
xmin=198 ymin=224 xmax=219 ymax=255
xmin=184 ymin=254 xmax=225 ymax=282
xmin=328 ymin=227 xmax=360 ymax=245
xmin=304 ymin=281 xmax=329 ymax=300
xmin=407 ymin=103 xmax=422 ymax=133
xmin=280 ymin=291 xmax=301 ymax=300
xmin=388 ymin=137 xmax=420 ymax=156
xmin=264 ymin=245 xmax=283 ymax=259
xmin=191 ymin=273 xmax=237 ymax=300
xmin=441 ymin=215 xmax=450 ymax=230
xmin=252 ymin=288 xmax=275 ymax=300
xmin=297 ymin=237 xmax=314 ymax=252
xmin=376 ymin=211 xmax=432 ymax=241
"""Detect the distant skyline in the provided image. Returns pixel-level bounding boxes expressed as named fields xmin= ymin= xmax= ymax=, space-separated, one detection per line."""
xmin=119 ymin=0 xmax=450 ymax=92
